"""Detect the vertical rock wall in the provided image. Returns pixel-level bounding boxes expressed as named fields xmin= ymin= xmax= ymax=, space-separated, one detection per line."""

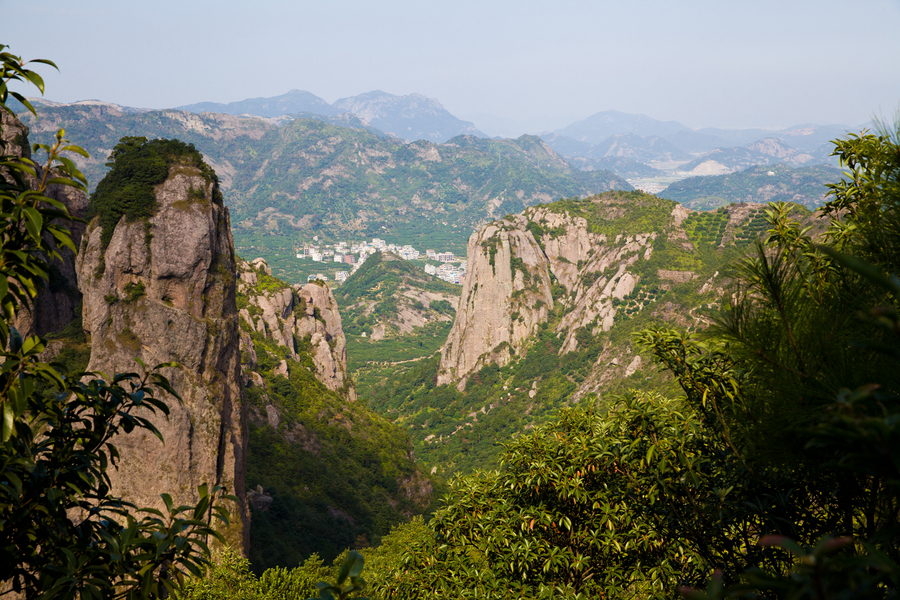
xmin=438 ymin=218 xmax=553 ymax=388
xmin=438 ymin=195 xmax=689 ymax=389
xmin=236 ymin=259 xmax=355 ymax=400
xmin=76 ymin=167 xmax=249 ymax=551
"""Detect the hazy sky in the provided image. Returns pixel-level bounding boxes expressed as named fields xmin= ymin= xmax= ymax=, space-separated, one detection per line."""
xmin=5 ymin=0 xmax=900 ymax=131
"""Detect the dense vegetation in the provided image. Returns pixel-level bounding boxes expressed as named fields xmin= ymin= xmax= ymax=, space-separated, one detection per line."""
xmin=87 ymin=135 xmax=223 ymax=248
xmin=236 ymin=266 xmax=439 ymax=573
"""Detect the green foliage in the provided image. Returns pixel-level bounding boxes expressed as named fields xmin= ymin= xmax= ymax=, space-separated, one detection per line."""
xmin=309 ymin=551 xmax=368 ymax=600
xmin=88 ymin=135 xmax=222 ymax=248
xmin=124 ymin=280 xmax=146 ymax=301
xmin=377 ymin=396 xmax=720 ymax=598
xmin=175 ymin=546 xmax=334 ymax=600
xmin=664 ymin=127 xmax=900 ymax=597
xmin=542 ymin=191 xmax=676 ymax=238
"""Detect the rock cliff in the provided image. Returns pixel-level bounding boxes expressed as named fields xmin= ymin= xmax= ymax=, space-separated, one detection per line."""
xmin=236 ymin=258 xmax=355 ymax=400
xmin=438 ymin=220 xmax=553 ymax=387
xmin=76 ymin=163 xmax=249 ymax=550
xmin=439 ymin=191 xmax=711 ymax=392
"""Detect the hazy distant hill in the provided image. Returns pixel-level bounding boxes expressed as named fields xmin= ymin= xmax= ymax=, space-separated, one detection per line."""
xmin=566 ymin=156 xmax=663 ymax=178
xmin=176 ymin=89 xmax=487 ymax=143
xmin=660 ymin=163 xmax=840 ymax=210
xmin=542 ymin=131 xmax=688 ymax=168
xmin=332 ymin=90 xmax=486 ymax=143
xmin=554 ymin=110 xmax=689 ymax=144
xmin=771 ymin=123 xmax=858 ymax=153
xmin=175 ymin=89 xmax=339 ymax=117
xmin=592 ymin=133 xmax=690 ymax=162
xmin=662 ymin=129 xmax=735 ymax=153
xmin=679 ymin=138 xmax=817 ymax=174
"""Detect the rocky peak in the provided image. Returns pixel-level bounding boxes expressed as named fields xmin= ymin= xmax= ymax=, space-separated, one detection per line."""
xmin=438 ymin=218 xmax=553 ymax=388
xmin=438 ymin=192 xmax=693 ymax=390
xmin=236 ymin=258 xmax=355 ymax=400
xmin=76 ymin=162 xmax=249 ymax=550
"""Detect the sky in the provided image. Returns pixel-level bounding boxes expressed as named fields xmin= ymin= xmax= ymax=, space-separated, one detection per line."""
xmin=4 ymin=0 xmax=900 ymax=133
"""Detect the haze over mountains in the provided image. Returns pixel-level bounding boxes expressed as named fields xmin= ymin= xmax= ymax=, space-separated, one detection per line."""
xmin=175 ymin=89 xmax=486 ymax=144
xmin=28 ymin=88 xmax=862 ymax=178
xmin=15 ymin=88 xmax=862 ymax=253
xmin=171 ymin=89 xmax=861 ymax=169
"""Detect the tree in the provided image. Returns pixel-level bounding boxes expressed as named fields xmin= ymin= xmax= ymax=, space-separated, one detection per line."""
xmin=0 ymin=45 xmax=235 ymax=599
xmin=650 ymin=124 xmax=900 ymax=598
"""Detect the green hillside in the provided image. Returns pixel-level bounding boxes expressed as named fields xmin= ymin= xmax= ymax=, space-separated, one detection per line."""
xmin=660 ymin=163 xmax=840 ymax=210
xmin=336 ymin=252 xmax=460 ymax=375
xmin=225 ymin=123 xmax=630 ymax=246
xmin=236 ymin=264 xmax=439 ymax=572
xmin=18 ymin=105 xmax=631 ymax=255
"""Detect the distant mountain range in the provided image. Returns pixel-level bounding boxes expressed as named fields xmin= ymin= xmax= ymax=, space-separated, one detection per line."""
xmin=678 ymin=138 xmax=821 ymax=175
xmin=14 ymin=93 xmax=862 ymax=220
xmin=14 ymin=102 xmax=629 ymax=251
xmin=22 ymin=92 xmax=862 ymax=174
xmin=175 ymin=89 xmax=485 ymax=144
xmin=534 ymin=110 xmax=860 ymax=175
xmin=170 ymin=93 xmax=860 ymax=169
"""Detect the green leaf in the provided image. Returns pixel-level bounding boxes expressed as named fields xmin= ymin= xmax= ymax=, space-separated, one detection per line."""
xmin=1 ymin=401 xmax=15 ymax=443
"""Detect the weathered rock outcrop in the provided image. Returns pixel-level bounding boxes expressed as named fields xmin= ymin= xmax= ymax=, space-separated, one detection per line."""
xmin=76 ymin=165 xmax=249 ymax=550
xmin=438 ymin=219 xmax=553 ymax=387
xmin=438 ymin=192 xmax=691 ymax=390
xmin=1 ymin=112 xmax=87 ymax=338
xmin=236 ymin=258 xmax=355 ymax=400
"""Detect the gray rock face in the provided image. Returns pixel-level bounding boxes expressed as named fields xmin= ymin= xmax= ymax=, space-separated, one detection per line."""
xmin=236 ymin=259 xmax=355 ymax=400
xmin=438 ymin=194 xmax=691 ymax=391
xmin=438 ymin=220 xmax=553 ymax=388
xmin=76 ymin=166 xmax=249 ymax=551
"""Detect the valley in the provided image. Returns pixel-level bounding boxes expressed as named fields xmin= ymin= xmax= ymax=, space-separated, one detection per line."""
xmin=5 ymin=74 xmax=895 ymax=600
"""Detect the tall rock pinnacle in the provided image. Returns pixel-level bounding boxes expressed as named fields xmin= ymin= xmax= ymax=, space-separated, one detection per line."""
xmin=76 ymin=159 xmax=249 ymax=550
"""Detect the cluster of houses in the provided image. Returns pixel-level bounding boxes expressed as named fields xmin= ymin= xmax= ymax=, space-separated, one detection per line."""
xmin=297 ymin=237 xmax=465 ymax=284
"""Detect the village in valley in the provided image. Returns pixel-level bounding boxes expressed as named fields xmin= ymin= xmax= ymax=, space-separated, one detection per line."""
xmin=296 ymin=237 xmax=467 ymax=285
